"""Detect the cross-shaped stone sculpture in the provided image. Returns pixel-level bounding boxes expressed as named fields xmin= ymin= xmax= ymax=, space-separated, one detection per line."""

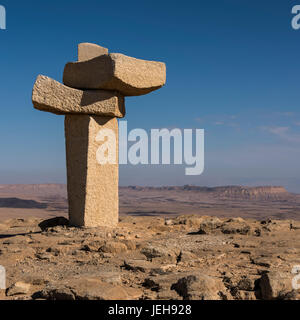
xmin=32 ymin=43 xmax=166 ymax=227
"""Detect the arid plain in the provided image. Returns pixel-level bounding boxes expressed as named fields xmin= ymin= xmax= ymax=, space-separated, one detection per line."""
xmin=1 ymin=184 xmax=300 ymax=222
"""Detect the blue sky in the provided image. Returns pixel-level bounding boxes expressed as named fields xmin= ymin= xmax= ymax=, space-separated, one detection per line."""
xmin=1 ymin=0 xmax=300 ymax=192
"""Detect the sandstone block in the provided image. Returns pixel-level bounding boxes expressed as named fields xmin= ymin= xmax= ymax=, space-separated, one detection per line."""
xmin=63 ymin=53 xmax=166 ymax=96
xmin=65 ymin=115 xmax=119 ymax=228
xmin=78 ymin=43 xmax=108 ymax=62
xmin=32 ymin=75 xmax=125 ymax=117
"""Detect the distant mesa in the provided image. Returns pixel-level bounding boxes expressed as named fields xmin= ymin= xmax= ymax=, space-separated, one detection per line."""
xmin=123 ymin=185 xmax=289 ymax=200
xmin=212 ymin=186 xmax=288 ymax=200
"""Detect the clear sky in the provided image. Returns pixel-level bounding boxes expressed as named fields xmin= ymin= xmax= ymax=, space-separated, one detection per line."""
xmin=1 ymin=0 xmax=300 ymax=192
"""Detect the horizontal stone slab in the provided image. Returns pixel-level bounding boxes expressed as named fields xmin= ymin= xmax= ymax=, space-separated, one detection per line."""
xmin=63 ymin=53 xmax=166 ymax=96
xmin=32 ymin=75 xmax=125 ymax=118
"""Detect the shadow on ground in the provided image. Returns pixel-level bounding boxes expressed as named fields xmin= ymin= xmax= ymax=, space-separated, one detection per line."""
xmin=0 ymin=198 xmax=48 ymax=209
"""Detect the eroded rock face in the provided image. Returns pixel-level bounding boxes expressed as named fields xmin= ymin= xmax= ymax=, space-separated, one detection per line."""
xmin=32 ymin=75 xmax=125 ymax=118
xmin=63 ymin=53 xmax=166 ymax=96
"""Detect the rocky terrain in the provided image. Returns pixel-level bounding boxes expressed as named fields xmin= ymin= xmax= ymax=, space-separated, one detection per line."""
xmin=0 ymin=214 xmax=300 ymax=300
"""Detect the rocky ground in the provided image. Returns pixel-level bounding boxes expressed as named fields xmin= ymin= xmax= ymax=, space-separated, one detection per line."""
xmin=0 ymin=215 xmax=300 ymax=300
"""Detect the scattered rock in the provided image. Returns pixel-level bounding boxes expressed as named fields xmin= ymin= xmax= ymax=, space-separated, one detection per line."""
xmin=99 ymin=241 xmax=128 ymax=254
xmin=165 ymin=219 xmax=173 ymax=226
xmin=141 ymin=245 xmax=178 ymax=263
xmin=123 ymin=259 xmax=154 ymax=273
xmin=35 ymin=252 xmax=53 ymax=261
xmin=261 ymin=219 xmax=272 ymax=225
xmin=177 ymin=251 xmax=197 ymax=264
xmin=38 ymin=278 xmax=142 ymax=300
xmin=251 ymin=257 xmax=271 ymax=268
xmin=237 ymin=277 xmax=255 ymax=291
xmin=198 ymin=217 xmax=222 ymax=234
xmin=239 ymin=291 xmax=257 ymax=300
xmin=221 ymin=222 xmax=251 ymax=235
xmin=121 ymin=239 xmax=136 ymax=251
xmin=6 ymin=282 xmax=31 ymax=296
xmin=142 ymin=278 xmax=161 ymax=291
xmin=81 ymin=240 xmax=105 ymax=252
xmin=171 ymin=273 xmax=227 ymax=300
xmin=36 ymin=285 xmax=75 ymax=300
xmin=172 ymin=215 xmax=203 ymax=228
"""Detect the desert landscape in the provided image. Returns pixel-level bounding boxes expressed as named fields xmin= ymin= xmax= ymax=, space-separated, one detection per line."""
xmin=0 ymin=184 xmax=299 ymax=300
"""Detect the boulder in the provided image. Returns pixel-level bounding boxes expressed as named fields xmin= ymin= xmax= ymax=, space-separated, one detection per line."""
xmin=141 ymin=245 xmax=179 ymax=263
xmin=198 ymin=217 xmax=222 ymax=234
xmin=99 ymin=241 xmax=128 ymax=254
xmin=171 ymin=274 xmax=227 ymax=300
xmin=259 ymin=271 xmax=297 ymax=300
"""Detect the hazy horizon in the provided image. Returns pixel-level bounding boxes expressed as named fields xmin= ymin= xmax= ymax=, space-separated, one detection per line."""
xmin=0 ymin=182 xmax=297 ymax=194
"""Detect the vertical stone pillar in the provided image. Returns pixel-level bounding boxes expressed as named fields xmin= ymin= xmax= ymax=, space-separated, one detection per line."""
xmin=65 ymin=115 xmax=119 ymax=227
